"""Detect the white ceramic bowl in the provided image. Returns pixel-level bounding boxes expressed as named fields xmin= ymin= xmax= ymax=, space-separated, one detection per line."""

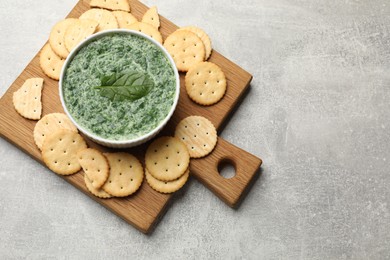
xmin=59 ymin=29 xmax=180 ymax=148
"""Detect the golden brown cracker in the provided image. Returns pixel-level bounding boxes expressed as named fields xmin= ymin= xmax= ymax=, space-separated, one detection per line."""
xmin=179 ymin=26 xmax=212 ymax=59
xmin=79 ymin=8 xmax=118 ymax=32
xmin=175 ymin=116 xmax=217 ymax=158
xmin=12 ymin=78 xmax=44 ymax=120
xmin=34 ymin=113 xmax=77 ymax=150
xmin=64 ymin=19 xmax=98 ymax=53
xmin=163 ymin=30 xmax=205 ymax=72
xmin=49 ymin=18 xmax=78 ymax=58
xmin=102 ymin=153 xmax=144 ymax=197
xmin=145 ymin=136 xmax=190 ymax=182
xmin=185 ymin=61 xmax=227 ymax=105
xmin=141 ymin=6 xmax=160 ymax=29
xmin=41 ymin=129 xmax=87 ymax=175
xmin=145 ymin=168 xmax=189 ymax=194
xmin=39 ymin=44 xmax=65 ymax=80
xmin=112 ymin=11 xmax=138 ymax=28
xmin=90 ymin=0 xmax=130 ymax=12
xmin=84 ymin=174 xmax=112 ymax=199
xmin=78 ymin=148 xmax=109 ymax=189
xmin=126 ymin=22 xmax=162 ymax=44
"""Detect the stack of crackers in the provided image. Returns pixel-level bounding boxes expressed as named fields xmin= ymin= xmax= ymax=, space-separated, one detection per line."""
xmin=12 ymin=0 xmax=224 ymax=197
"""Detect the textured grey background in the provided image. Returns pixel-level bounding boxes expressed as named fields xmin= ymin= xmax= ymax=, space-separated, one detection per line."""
xmin=1 ymin=0 xmax=390 ymax=259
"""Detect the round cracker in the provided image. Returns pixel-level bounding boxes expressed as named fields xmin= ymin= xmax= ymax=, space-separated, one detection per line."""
xmin=141 ymin=6 xmax=160 ymax=29
xmin=41 ymin=129 xmax=87 ymax=175
xmin=90 ymin=0 xmax=130 ymax=12
xmin=39 ymin=44 xmax=65 ymax=80
xmin=145 ymin=168 xmax=189 ymax=194
xmin=163 ymin=30 xmax=205 ymax=72
xmin=78 ymin=148 xmax=109 ymax=189
xmin=12 ymin=78 xmax=44 ymax=120
xmin=64 ymin=19 xmax=98 ymax=52
xmin=145 ymin=136 xmax=190 ymax=182
xmin=126 ymin=22 xmax=162 ymax=44
xmin=79 ymin=8 xmax=118 ymax=32
xmin=102 ymin=153 xmax=144 ymax=197
xmin=34 ymin=113 xmax=77 ymax=150
xmin=112 ymin=11 xmax=138 ymax=28
xmin=185 ymin=61 xmax=227 ymax=105
xmin=49 ymin=18 xmax=78 ymax=58
xmin=84 ymin=174 xmax=112 ymax=199
xmin=179 ymin=26 xmax=212 ymax=59
xmin=175 ymin=116 xmax=217 ymax=158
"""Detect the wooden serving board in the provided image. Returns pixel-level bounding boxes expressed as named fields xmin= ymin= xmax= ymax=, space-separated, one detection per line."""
xmin=0 ymin=0 xmax=262 ymax=234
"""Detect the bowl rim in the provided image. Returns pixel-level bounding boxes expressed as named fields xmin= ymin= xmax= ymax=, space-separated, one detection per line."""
xmin=59 ymin=29 xmax=180 ymax=146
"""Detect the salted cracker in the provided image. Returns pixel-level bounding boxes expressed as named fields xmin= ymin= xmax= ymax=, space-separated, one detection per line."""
xmin=112 ymin=11 xmax=138 ymax=28
xmin=141 ymin=6 xmax=160 ymax=29
xmin=163 ymin=30 xmax=205 ymax=72
xmin=64 ymin=19 xmax=98 ymax=52
xmin=185 ymin=61 xmax=227 ymax=105
xmin=49 ymin=18 xmax=78 ymax=58
xmin=145 ymin=136 xmax=190 ymax=182
xmin=41 ymin=129 xmax=87 ymax=175
xmin=39 ymin=44 xmax=65 ymax=80
xmin=175 ymin=116 xmax=217 ymax=158
xmin=34 ymin=113 xmax=77 ymax=150
xmin=12 ymin=78 xmax=44 ymax=120
xmin=179 ymin=26 xmax=212 ymax=59
xmin=84 ymin=174 xmax=112 ymax=199
xmin=90 ymin=0 xmax=130 ymax=12
xmin=79 ymin=8 xmax=118 ymax=32
xmin=126 ymin=22 xmax=162 ymax=44
xmin=78 ymin=148 xmax=109 ymax=189
xmin=102 ymin=153 xmax=144 ymax=197
xmin=145 ymin=168 xmax=189 ymax=194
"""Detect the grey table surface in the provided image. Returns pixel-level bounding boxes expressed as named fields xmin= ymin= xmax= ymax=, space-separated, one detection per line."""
xmin=1 ymin=0 xmax=389 ymax=259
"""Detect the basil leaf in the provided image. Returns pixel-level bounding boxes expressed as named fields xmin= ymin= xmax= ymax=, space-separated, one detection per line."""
xmin=94 ymin=71 xmax=154 ymax=102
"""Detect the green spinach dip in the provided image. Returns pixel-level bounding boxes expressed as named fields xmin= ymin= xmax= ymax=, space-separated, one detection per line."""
xmin=63 ymin=33 xmax=176 ymax=141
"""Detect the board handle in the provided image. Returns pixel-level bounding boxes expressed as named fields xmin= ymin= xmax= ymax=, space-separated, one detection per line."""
xmin=189 ymin=137 xmax=262 ymax=208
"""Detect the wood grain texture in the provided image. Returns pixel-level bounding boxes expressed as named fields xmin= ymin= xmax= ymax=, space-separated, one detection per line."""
xmin=0 ymin=0 xmax=262 ymax=233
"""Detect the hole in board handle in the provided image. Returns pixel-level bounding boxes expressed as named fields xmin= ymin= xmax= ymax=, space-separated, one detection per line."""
xmin=218 ymin=158 xmax=236 ymax=179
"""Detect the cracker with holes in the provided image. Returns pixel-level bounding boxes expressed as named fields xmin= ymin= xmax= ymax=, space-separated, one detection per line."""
xmin=39 ymin=44 xmax=65 ymax=80
xmin=78 ymin=148 xmax=109 ymax=189
xmin=145 ymin=136 xmax=190 ymax=182
xmin=175 ymin=116 xmax=217 ymax=158
xmin=179 ymin=26 xmax=212 ymax=60
xmin=64 ymin=19 xmax=98 ymax=52
xmin=141 ymin=6 xmax=160 ymax=29
xmin=185 ymin=61 xmax=227 ymax=105
xmin=49 ymin=18 xmax=78 ymax=58
xmin=163 ymin=30 xmax=205 ymax=72
xmin=146 ymin=168 xmax=189 ymax=194
xmin=84 ymin=174 xmax=112 ymax=199
xmin=41 ymin=129 xmax=87 ymax=175
xmin=126 ymin=22 xmax=162 ymax=44
xmin=112 ymin=11 xmax=138 ymax=28
xmin=101 ymin=153 xmax=144 ymax=197
xmin=12 ymin=78 xmax=44 ymax=120
xmin=34 ymin=113 xmax=77 ymax=150
xmin=90 ymin=0 xmax=130 ymax=12
xmin=80 ymin=8 xmax=118 ymax=32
